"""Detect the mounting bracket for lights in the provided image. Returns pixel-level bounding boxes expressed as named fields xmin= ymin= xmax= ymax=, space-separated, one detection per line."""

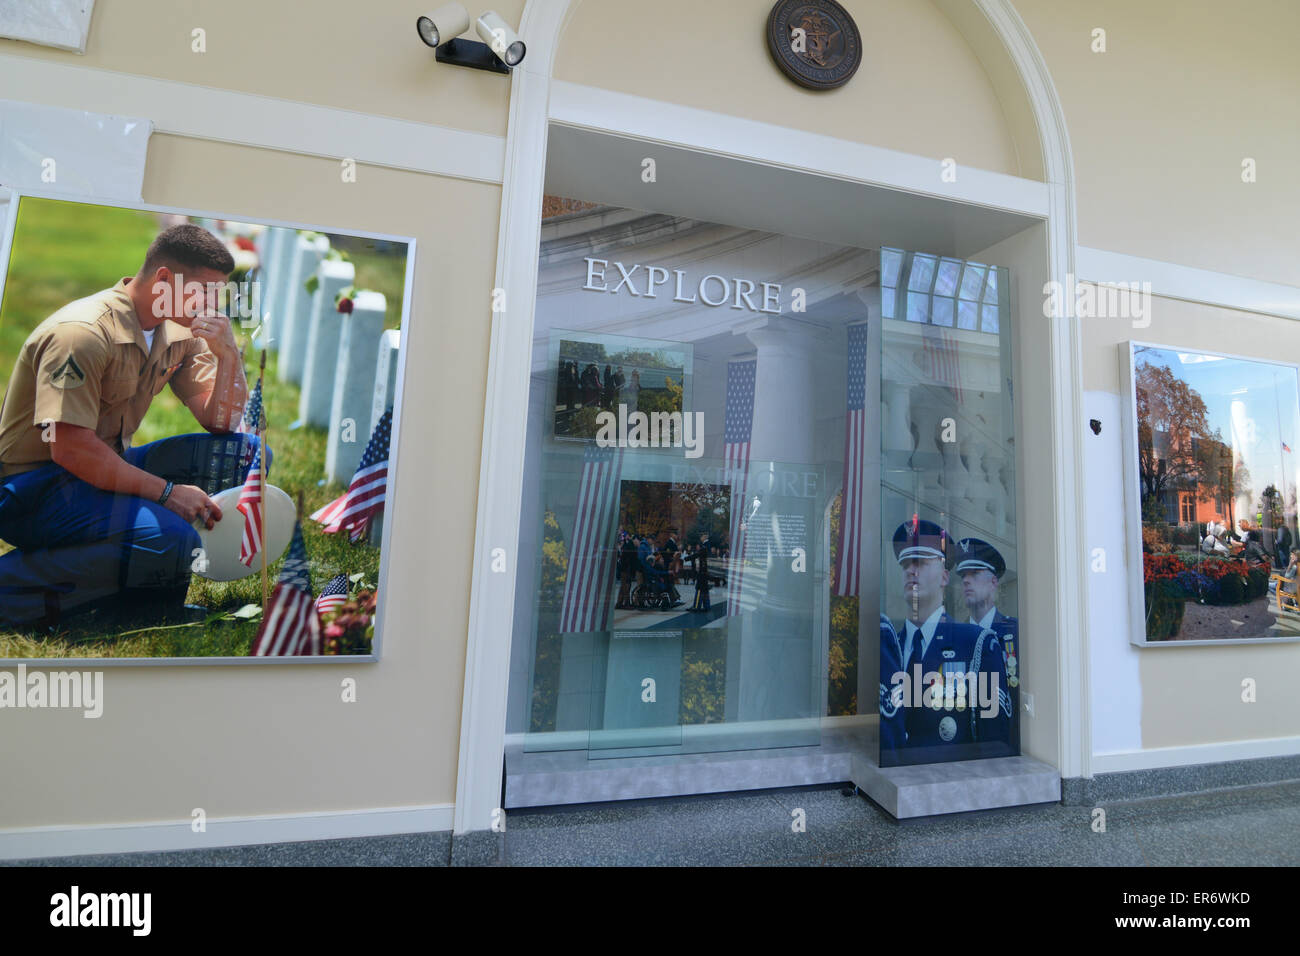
xmin=435 ymin=36 xmax=512 ymax=74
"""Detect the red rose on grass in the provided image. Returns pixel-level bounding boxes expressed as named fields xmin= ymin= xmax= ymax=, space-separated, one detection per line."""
xmin=337 ymin=297 xmax=354 ymax=314
xmin=234 ymin=236 xmax=256 ymax=251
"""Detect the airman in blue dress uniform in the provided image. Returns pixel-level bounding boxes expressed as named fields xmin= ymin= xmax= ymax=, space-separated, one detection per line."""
xmin=880 ymin=518 xmax=1011 ymax=767
xmin=878 ymin=613 xmax=905 ymax=753
xmin=955 ymin=536 xmax=1020 ymax=754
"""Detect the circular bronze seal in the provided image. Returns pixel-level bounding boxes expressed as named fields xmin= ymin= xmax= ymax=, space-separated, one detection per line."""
xmin=766 ymin=0 xmax=862 ymax=90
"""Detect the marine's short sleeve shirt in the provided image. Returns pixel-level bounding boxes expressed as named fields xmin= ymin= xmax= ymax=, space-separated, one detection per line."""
xmin=0 ymin=279 xmax=218 ymax=475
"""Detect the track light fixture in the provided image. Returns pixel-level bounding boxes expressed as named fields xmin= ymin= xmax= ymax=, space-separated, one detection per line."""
xmin=417 ymin=5 xmax=526 ymax=74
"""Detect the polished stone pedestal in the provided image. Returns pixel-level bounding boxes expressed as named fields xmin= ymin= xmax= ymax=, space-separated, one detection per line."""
xmin=851 ymin=750 xmax=1060 ymax=819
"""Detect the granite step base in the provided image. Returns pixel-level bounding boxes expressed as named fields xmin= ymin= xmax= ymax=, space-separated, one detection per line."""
xmin=852 ymin=752 xmax=1061 ymax=819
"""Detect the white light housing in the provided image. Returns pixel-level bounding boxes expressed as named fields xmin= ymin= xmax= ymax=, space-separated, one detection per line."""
xmin=417 ymin=3 xmax=471 ymax=47
xmin=475 ymin=10 xmax=526 ymax=67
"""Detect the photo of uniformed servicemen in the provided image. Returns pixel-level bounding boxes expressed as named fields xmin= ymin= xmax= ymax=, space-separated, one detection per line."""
xmin=954 ymin=536 xmax=1020 ymax=754
xmin=880 ymin=517 xmax=1012 ymax=767
xmin=0 ymin=224 xmax=261 ymax=628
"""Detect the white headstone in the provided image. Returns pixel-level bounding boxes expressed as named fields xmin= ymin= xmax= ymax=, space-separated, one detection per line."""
xmin=297 ymin=259 xmax=355 ymax=427
xmin=258 ymin=227 xmax=293 ymax=326
xmin=325 ymin=291 xmax=387 ymax=484
xmin=276 ymin=234 xmax=330 ymax=383
xmin=371 ymin=329 xmax=400 ymax=439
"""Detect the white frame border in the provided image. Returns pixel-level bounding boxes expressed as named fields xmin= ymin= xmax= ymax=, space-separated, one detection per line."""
xmin=0 ymin=186 xmax=418 ymax=667
xmin=1121 ymin=338 xmax=1300 ymax=647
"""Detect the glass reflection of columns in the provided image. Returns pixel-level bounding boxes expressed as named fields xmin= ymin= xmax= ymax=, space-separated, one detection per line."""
xmin=732 ymin=318 xmax=825 ymax=725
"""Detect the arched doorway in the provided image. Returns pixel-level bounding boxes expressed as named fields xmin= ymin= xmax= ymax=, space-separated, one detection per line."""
xmin=457 ymin=0 xmax=1088 ymax=832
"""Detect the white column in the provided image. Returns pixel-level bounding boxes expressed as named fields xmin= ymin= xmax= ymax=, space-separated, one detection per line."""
xmin=743 ymin=320 xmax=821 ymax=465
xmin=730 ymin=318 xmax=827 ymax=725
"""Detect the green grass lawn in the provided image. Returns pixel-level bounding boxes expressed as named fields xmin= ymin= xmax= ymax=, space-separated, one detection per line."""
xmin=0 ymin=198 xmax=396 ymax=658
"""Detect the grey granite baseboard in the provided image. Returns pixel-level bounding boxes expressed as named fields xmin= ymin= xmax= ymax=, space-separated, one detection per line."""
xmin=1063 ymin=753 xmax=1300 ymax=805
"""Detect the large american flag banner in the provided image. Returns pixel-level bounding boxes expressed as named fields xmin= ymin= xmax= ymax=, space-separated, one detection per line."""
xmin=835 ymin=323 xmax=869 ymax=596
xmin=250 ymin=520 xmax=322 ymax=656
xmin=311 ymin=410 xmax=391 ymax=542
xmin=237 ymin=444 xmax=265 ymax=568
xmin=316 ymin=573 xmax=349 ymax=616
xmin=557 ymin=445 xmax=624 ymax=633
xmin=724 ymin=359 xmax=757 ymax=616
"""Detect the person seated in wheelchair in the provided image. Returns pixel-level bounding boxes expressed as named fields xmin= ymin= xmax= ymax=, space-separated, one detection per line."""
xmin=634 ymin=549 xmax=682 ymax=609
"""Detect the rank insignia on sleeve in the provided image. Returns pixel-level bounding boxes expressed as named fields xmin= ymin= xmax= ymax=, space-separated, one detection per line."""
xmin=49 ymin=356 xmax=86 ymax=388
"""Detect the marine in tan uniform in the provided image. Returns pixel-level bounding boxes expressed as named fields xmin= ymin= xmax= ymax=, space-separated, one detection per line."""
xmin=0 ymin=224 xmax=266 ymax=628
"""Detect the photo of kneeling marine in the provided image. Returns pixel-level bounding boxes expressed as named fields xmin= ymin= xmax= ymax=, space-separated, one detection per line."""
xmin=0 ymin=224 xmax=264 ymax=630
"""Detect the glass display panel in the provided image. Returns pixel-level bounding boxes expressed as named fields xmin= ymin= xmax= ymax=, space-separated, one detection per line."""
xmin=512 ymin=201 xmax=879 ymax=761
xmin=878 ymin=248 xmax=1019 ymax=767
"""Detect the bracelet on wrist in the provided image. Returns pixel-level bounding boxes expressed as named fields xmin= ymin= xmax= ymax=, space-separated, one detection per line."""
xmin=157 ymin=480 xmax=174 ymax=506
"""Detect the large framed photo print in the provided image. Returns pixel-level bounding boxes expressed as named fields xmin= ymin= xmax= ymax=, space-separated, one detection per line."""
xmin=1122 ymin=341 xmax=1300 ymax=645
xmin=0 ymin=192 xmax=414 ymax=662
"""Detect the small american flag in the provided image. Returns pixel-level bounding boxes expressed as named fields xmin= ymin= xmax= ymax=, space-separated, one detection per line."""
xmin=835 ymin=323 xmax=868 ymax=596
xmin=239 ymin=377 xmax=265 ymax=434
xmin=237 ymin=445 xmax=265 ymax=567
xmin=558 ymin=444 xmax=623 ymax=633
xmin=316 ymin=573 xmax=349 ymax=616
xmin=724 ymin=359 xmax=757 ymax=616
xmin=1284 ymin=441 xmax=1292 ymax=454
xmin=311 ymin=411 xmax=391 ymax=542
xmin=250 ymin=520 xmax=322 ymax=656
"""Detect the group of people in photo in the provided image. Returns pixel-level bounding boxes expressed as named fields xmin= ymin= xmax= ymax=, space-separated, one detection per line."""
xmin=615 ymin=529 xmax=728 ymax=613
xmin=1200 ymin=516 xmax=1294 ymax=569
xmin=557 ymin=361 xmax=640 ymax=412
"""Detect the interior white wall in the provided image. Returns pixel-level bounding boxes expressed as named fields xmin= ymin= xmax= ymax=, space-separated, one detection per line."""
xmin=968 ymin=221 xmax=1061 ymax=770
xmin=1083 ymin=389 xmax=1144 ymax=756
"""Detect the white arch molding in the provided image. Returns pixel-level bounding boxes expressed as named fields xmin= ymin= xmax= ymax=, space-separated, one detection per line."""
xmin=455 ymin=0 xmax=1089 ymax=833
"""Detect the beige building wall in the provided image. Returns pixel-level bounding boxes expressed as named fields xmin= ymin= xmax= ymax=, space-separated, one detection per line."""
xmin=1014 ymin=0 xmax=1300 ymax=286
xmin=0 ymin=0 xmax=525 ymax=137
xmin=555 ymin=0 xmax=1026 ymax=178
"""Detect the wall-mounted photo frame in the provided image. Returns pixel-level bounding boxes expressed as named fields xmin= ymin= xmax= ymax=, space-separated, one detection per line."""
xmin=1121 ymin=341 xmax=1300 ymax=646
xmin=0 ymin=189 xmax=416 ymax=664
xmin=549 ymin=329 xmax=693 ymax=446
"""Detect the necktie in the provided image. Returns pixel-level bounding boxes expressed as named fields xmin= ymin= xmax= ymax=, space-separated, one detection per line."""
xmin=908 ymin=626 xmax=924 ymax=672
